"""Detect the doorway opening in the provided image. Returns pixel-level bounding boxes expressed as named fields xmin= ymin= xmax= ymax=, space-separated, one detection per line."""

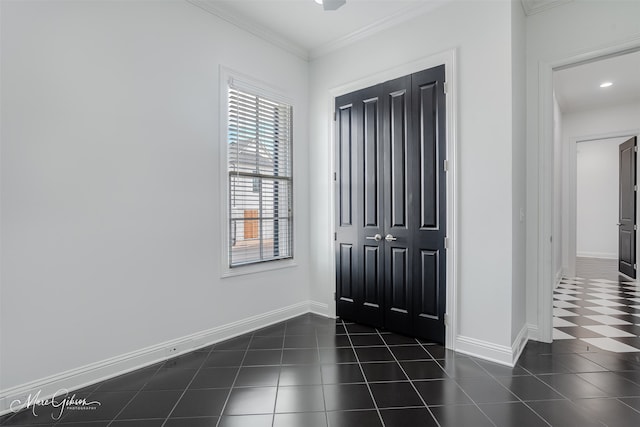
xmin=549 ymin=50 xmax=640 ymax=348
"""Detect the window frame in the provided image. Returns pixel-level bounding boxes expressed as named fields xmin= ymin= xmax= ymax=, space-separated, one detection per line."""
xmin=219 ymin=67 xmax=296 ymax=278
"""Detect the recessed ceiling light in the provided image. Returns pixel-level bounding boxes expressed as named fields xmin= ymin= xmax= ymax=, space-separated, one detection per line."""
xmin=600 ymin=82 xmax=613 ymax=88
xmin=314 ymin=0 xmax=323 ymax=4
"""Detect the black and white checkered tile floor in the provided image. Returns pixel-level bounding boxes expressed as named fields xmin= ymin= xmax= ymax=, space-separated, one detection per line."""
xmin=554 ymin=262 xmax=640 ymax=353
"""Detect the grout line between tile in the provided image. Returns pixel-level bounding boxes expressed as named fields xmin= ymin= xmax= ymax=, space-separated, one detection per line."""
xmin=102 ymin=360 xmax=169 ymax=427
xmin=342 ymin=320 xmax=386 ymax=427
xmin=427 ymin=353 xmax=503 ymax=427
xmin=156 ymin=343 xmax=220 ymax=427
xmin=375 ymin=330 xmax=441 ymax=427
xmin=314 ymin=322 xmax=330 ymax=427
xmin=270 ymin=320 xmax=287 ymax=427
xmin=209 ymin=335 xmax=255 ymax=427
xmin=471 ymin=354 xmax=563 ymax=427
xmin=615 ymin=397 xmax=640 ymax=415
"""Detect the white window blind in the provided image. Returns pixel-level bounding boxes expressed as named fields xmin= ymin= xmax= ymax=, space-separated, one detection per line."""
xmin=227 ymin=85 xmax=293 ymax=267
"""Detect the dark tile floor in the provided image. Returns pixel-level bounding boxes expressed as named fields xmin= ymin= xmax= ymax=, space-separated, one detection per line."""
xmin=2 ymin=259 xmax=640 ymax=426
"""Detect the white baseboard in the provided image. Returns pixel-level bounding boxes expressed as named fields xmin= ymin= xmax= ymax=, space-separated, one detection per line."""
xmin=0 ymin=300 xmax=320 ymax=415
xmin=309 ymin=301 xmax=331 ymax=317
xmin=527 ymin=323 xmax=540 ymax=342
xmin=576 ymin=252 xmax=617 ymax=260
xmin=554 ymin=269 xmax=563 ymax=290
xmin=455 ymin=336 xmax=513 ymax=367
xmin=511 ymin=324 xmax=529 ymax=365
xmin=455 ymin=325 xmax=529 ymax=367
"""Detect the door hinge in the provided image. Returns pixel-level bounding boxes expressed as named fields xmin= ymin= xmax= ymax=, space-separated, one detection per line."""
xmin=333 ymin=111 xmax=337 ymax=121
xmin=334 ymin=232 xmax=337 ymax=241
xmin=444 ymin=159 xmax=449 ymax=172
xmin=444 ymin=237 xmax=450 ymax=249
xmin=443 ymin=82 xmax=448 ymax=94
xmin=635 ymin=146 xmax=638 ymax=152
xmin=635 ymin=185 xmax=637 ymax=192
xmin=635 ymin=264 xmax=637 ymax=270
xmin=334 ymin=172 xmax=337 ymax=181
xmin=334 ymin=292 xmax=337 ymax=301
xmin=444 ymin=313 xmax=449 ymax=326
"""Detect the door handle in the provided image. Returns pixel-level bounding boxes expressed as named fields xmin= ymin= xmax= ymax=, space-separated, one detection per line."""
xmin=366 ymin=234 xmax=382 ymax=242
xmin=617 ymin=223 xmax=622 ymax=226
xmin=385 ymin=234 xmax=397 ymax=242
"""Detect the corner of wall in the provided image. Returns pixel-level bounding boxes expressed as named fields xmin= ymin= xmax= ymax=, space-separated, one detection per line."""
xmin=309 ymin=301 xmax=332 ymax=318
xmin=527 ymin=323 xmax=540 ymax=342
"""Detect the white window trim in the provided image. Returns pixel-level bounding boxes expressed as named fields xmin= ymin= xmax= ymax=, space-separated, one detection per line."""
xmin=219 ymin=66 xmax=297 ymax=278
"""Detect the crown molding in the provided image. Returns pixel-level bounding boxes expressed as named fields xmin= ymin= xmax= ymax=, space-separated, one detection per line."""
xmin=186 ymin=0 xmax=309 ymax=61
xmin=309 ymin=0 xmax=451 ymax=60
xmin=520 ymin=0 xmax=573 ymax=16
xmin=187 ymin=0 xmax=453 ymax=62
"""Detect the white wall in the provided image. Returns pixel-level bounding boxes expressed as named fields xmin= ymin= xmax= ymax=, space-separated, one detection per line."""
xmin=575 ymin=138 xmax=624 ymax=259
xmin=0 ymin=0 xmax=310 ymax=400
xmin=563 ymin=102 xmax=640 ymax=139
xmin=525 ymin=0 xmax=640 ymax=340
xmin=309 ymin=0 xmax=523 ymax=361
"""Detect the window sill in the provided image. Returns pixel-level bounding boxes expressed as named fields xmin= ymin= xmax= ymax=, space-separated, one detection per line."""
xmin=221 ymin=258 xmax=297 ymax=279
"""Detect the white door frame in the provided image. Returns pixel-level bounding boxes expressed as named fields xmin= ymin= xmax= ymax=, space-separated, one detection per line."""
xmin=326 ymin=49 xmax=459 ymax=350
xmin=538 ymin=41 xmax=640 ymax=343
xmin=566 ymin=131 xmax=640 ymax=278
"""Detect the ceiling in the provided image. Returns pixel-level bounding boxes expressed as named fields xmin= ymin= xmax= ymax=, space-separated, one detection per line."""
xmin=554 ymin=50 xmax=640 ymax=113
xmin=188 ymin=0 xmax=575 ymax=60
xmin=189 ymin=0 xmax=451 ymax=60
